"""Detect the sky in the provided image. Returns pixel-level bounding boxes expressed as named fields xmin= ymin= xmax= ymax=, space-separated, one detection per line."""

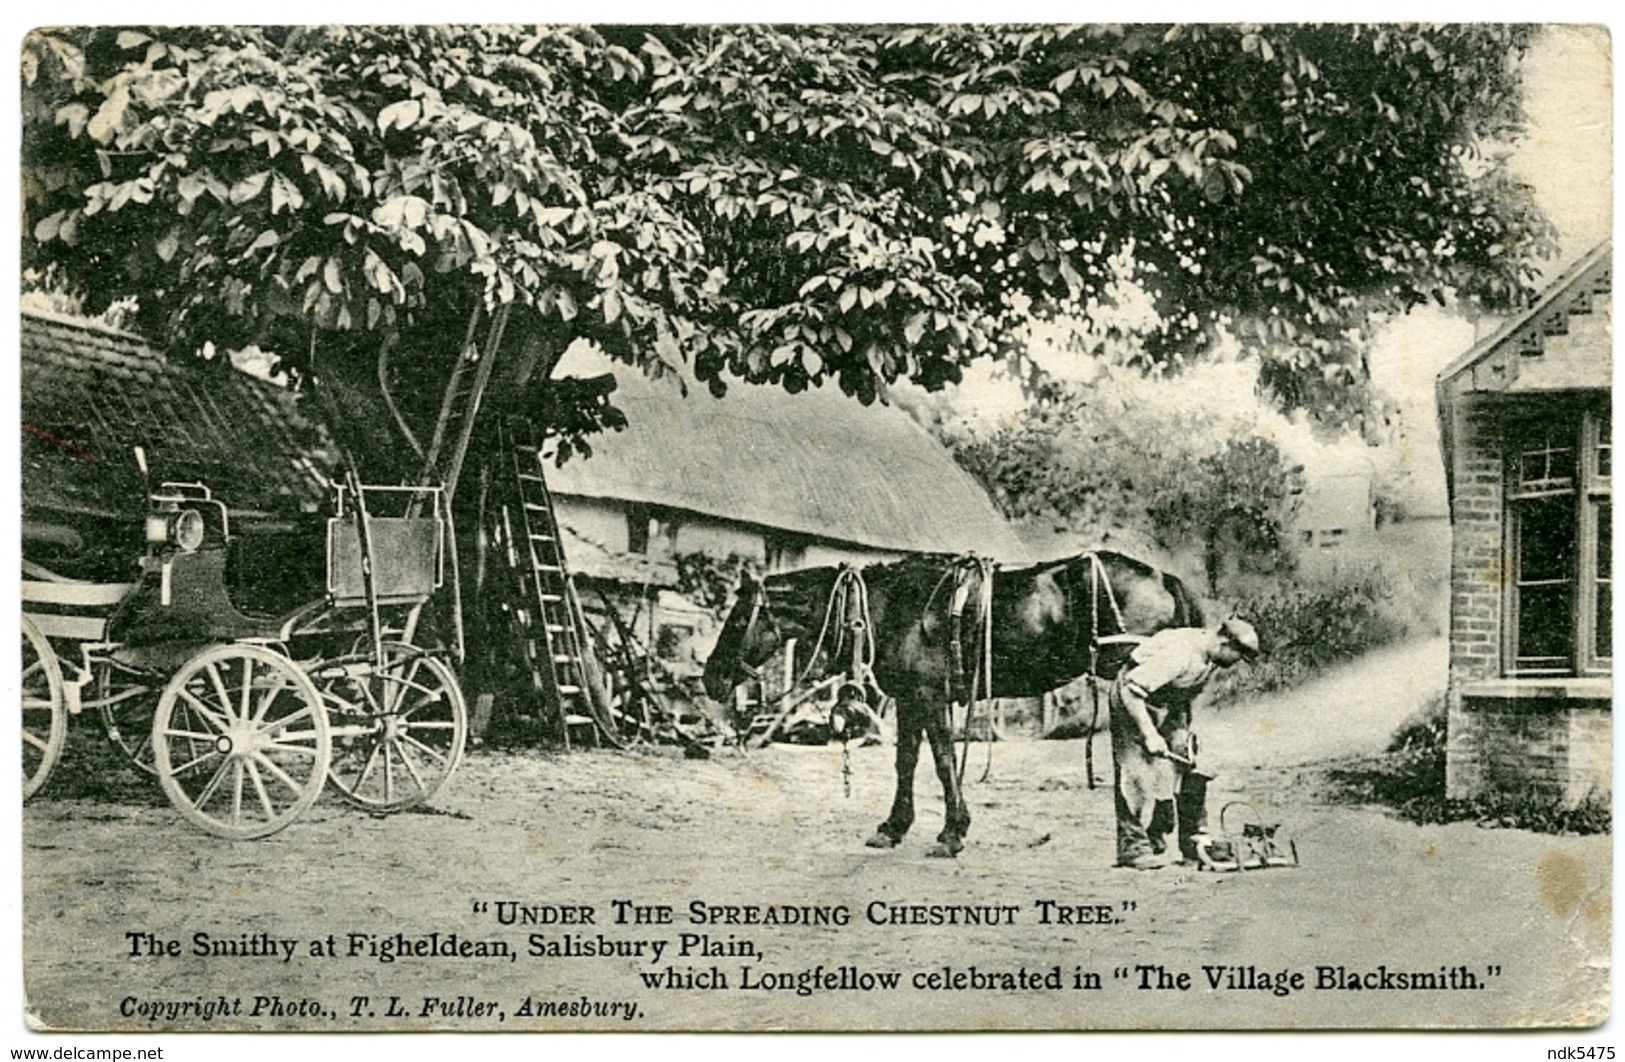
xmin=1370 ymin=24 xmax=1612 ymax=396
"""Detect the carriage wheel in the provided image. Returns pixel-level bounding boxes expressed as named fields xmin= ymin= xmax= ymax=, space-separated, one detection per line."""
xmin=21 ymin=616 xmax=67 ymax=801
xmin=152 ymin=644 xmax=330 ymax=839
xmin=97 ymin=660 xmax=160 ymax=774
xmin=321 ymin=644 xmax=467 ymax=812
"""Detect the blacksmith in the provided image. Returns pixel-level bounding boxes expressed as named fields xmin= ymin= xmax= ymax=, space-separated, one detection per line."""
xmin=1109 ymin=617 xmax=1259 ymax=870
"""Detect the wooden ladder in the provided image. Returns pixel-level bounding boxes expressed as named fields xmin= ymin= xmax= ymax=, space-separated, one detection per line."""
xmin=416 ymin=303 xmax=511 ymax=506
xmin=498 ymin=420 xmax=601 ymax=747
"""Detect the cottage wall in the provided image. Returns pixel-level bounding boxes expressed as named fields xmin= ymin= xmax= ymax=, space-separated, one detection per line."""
xmin=555 ymin=496 xmax=633 ymax=554
xmin=1436 ymin=245 xmax=1612 ymax=810
xmin=1444 ymin=401 xmax=1506 ymax=688
xmin=556 ymin=492 xmax=902 ymax=576
xmin=1443 ymin=396 xmax=1612 ymax=807
xmin=672 ymin=521 xmax=764 ymax=565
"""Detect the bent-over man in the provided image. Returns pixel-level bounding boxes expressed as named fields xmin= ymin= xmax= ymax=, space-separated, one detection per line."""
xmin=1109 ymin=617 xmax=1259 ymax=870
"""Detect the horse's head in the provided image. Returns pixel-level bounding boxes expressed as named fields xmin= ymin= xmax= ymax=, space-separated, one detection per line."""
xmin=701 ymin=571 xmax=784 ymax=701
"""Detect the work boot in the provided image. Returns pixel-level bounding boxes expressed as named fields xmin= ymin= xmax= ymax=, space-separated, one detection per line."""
xmin=1116 ymin=852 xmax=1166 ymax=871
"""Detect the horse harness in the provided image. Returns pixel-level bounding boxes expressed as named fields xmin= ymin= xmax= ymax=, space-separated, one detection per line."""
xmin=736 ymin=567 xmax=884 ymax=789
xmin=1076 ymin=553 xmax=1138 ymax=790
xmin=738 ymin=554 xmax=1138 ymax=791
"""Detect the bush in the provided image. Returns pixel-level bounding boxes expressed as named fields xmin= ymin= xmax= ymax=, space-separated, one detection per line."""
xmin=1322 ymin=692 xmax=1447 ymax=808
xmin=1321 ymin=692 xmax=1612 ymax=835
xmin=1208 ymin=570 xmax=1408 ymax=706
xmin=674 ymin=551 xmax=757 ymax=616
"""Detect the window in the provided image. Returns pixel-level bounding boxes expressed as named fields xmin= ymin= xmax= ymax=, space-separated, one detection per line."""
xmin=626 ymin=504 xmax=677 ymax=557
xmin=1507 ymin=406 xmax=1611 ymax=675
xmin=763 ymin=531 xmax=807 ymax=572
xmin=626 ymin=504 xmax=651 ymax=554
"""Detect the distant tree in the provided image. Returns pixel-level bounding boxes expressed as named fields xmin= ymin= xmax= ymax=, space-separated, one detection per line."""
xmin=940 ymin=368 xmax=1304 ymax=594
xmin=1152 ymin=437 xmax=1305 ymax=596
xmin=22 ymin=23 xmax=1556 ymax=472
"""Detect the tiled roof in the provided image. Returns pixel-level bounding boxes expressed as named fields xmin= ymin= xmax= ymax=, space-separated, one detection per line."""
xmin=19 ymin=310 xmax=339 ymax=522
xmin=1434 ymin=241 xmax=1612 ymax=502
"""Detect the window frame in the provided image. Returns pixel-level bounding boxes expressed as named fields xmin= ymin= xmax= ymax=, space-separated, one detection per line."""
xmin=1503 ymin=403 xmax=1611 ymax=677
xmin=1578 ymin=408 xmax=1611 ymax=674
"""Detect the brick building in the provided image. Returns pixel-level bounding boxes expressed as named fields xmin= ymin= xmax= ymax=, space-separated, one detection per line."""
xmin=1435 ymin=242 xmax=1612 ymax=805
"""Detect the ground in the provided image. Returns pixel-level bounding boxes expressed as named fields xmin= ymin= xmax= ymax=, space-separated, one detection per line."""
xmin=20 ymin=637 xmax=1610 ymax=1033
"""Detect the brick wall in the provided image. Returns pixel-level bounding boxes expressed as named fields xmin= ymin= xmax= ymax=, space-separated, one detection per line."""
xmin=1446 ymin=401 xmax=1504 ymax=685
xmin=1448 ymin=695 xmax=1611 ymax=804
xmin=1566 ymin=706 xmax=1613 ymax=804
xmin=1442 ymin=397 xmax=1612 ymax=808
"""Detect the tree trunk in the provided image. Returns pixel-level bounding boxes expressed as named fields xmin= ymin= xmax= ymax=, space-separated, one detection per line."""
xmin=1204 ymin=529 xmax=1221 ymax=598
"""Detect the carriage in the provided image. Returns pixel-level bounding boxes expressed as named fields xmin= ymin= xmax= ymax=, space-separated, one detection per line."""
xmin=21 ymin=456 xmax=469 ymax=839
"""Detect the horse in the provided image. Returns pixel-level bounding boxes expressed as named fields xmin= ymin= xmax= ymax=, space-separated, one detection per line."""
xmin=703 ymin=550 xmax=1203 ymax=857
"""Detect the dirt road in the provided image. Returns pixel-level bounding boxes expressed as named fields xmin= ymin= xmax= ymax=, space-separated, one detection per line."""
xmin=20 ymin=638 xmax=1610 ymax=1033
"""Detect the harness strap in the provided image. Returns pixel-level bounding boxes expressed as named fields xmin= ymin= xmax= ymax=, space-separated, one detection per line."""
xmin=1085 ymin=558 xmax=1101 ymax=789
xmin=1089 ymin=553 xmax=1128 ymax=632
xmin=1081 ymin=552 xmax=1128 ymax=789
xmin=943 ymin=554 xmax=997 ymax=786
xmin=795 ymin=565 xmax=881 ymax=701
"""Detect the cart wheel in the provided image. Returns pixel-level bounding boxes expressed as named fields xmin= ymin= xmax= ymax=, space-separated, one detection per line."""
xmin=601 ymin=662 xmax=653 ymax=748
xmin=97 ymin=660 xmax=160 ymax=774
xmin=582 ymin=607 xmax=651 ymax=748
xmin=321 ymin=644 xmax=467 ymax=812
xmin=152 ymin=644 xmax=330 ymax=839
xmin=21 ymin=616 xmax=67 ymax=801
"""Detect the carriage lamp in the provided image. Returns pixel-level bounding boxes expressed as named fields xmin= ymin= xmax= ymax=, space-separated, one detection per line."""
xmin=145 ymin=508 xmax=206 ymax=552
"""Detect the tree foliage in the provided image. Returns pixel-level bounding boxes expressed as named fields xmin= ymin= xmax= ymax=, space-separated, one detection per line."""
xmin=22 ymin=23 xmax=1556 ymax=453
xmin=940 ymin=370 xmax=1305 ymax=595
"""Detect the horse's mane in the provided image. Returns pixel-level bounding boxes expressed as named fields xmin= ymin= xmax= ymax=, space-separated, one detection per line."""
xmin=760 ymin=565 xmax=847 ymax=638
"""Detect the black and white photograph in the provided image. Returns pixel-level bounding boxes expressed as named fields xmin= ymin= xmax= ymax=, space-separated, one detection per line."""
xmin=7 ymin=16 xmax=1614 ymax=1053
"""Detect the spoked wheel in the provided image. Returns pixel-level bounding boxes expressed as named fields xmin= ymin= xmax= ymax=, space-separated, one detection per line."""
xmin=152 ymin=643 xmax=330 ymax=839
xmin=598 ymin=658 xmax=653 ymax=749
xmin=319 ymin=644 xmax=467 ymax=812
xmin=21 ymin=616 xmax=67 ymax=801
xmin=97 ymin=659 xmax=160 ymax=774
xmin=582 ymin=598 xmax=654 ymax=748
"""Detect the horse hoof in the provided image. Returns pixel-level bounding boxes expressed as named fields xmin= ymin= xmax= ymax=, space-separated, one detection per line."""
xmin=926 ymin=842 xmax=962 ymax=859
xmin=865 ymin=831 xmax=901 ymax=849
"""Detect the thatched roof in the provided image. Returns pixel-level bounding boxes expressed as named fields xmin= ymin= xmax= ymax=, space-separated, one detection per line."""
xmin=545 ymin=351 xmax=1026 ymax=560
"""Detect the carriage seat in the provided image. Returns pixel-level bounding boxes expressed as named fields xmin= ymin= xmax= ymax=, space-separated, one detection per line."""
xmin=325 ymin=514 xmax=441 ymax=607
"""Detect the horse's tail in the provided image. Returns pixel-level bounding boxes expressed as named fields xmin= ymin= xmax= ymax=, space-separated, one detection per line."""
xmin=1163 ymin=570 xmax=1205 ymax=629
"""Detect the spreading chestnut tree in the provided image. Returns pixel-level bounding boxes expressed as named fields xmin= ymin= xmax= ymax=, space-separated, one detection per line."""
xmin=23 ymin=24 xmax=1555 ymax=475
